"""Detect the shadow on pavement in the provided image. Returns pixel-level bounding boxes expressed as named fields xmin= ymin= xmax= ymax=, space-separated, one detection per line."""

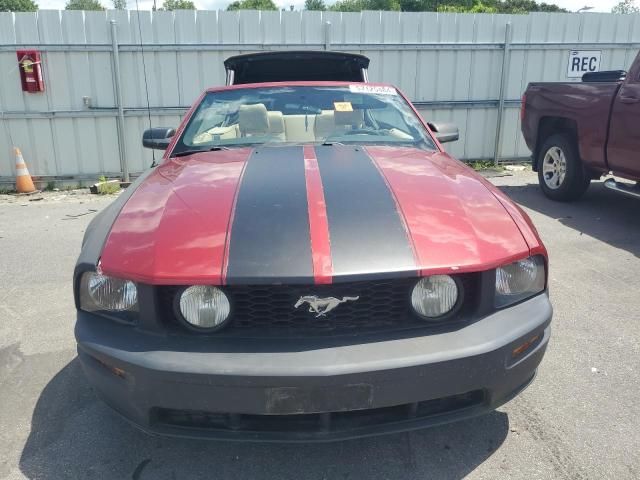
xmin=499 ymin=180 xmax=640 ymax=258
xmin=20 ymin=358 xmax=509 ymax=480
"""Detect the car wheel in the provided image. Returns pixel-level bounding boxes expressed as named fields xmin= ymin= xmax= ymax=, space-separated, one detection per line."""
xmin=537 ymin=133 xmax=590 ymax=201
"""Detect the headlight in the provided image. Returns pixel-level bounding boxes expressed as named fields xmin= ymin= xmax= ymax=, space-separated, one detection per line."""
xmin=495 ymin=255 xmax=545 ymax=308
xmin=411 ymin=275 xmax=460 ymax=320
xmin=79 ymin=271 xmax=138 ymax=322
xmin=178 ymin=286 xmax=231 ymax=331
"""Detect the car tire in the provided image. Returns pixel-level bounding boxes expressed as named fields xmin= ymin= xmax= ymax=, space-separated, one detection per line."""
xmin=537 ymin=133 xmax=590 ymax=202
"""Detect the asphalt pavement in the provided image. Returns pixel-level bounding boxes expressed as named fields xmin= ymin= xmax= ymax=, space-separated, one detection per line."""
xmin=1 ymin=171 xmax=639 ymax=479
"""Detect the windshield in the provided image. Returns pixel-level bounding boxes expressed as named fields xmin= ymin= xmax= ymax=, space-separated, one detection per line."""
xmin=171 ymin=85 xmax=436 ymax=156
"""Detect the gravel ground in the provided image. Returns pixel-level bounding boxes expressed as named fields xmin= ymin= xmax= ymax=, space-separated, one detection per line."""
xmin=0 ymin=189 xmax=113 ymax=206
xmin=1 ymin=170 xmax=639 ymax=479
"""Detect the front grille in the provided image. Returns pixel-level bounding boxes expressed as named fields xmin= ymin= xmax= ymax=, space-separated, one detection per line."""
xmin=151 ymin=390 xmax=485 ymax=437
xmin=159 ymin=275 xmax=478 ymax=337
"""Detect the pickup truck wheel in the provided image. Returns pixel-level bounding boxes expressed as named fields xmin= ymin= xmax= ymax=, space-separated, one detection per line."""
xmin=537 ymin=134 xmax=590 ymax=201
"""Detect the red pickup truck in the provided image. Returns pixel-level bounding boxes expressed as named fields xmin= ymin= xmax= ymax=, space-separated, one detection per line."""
xmin=521 ymin=51 xmax=640 ymax=201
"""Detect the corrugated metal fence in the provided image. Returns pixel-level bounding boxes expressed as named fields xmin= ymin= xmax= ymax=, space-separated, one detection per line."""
xmin=1 ymin=10 xmax=640 ymax=182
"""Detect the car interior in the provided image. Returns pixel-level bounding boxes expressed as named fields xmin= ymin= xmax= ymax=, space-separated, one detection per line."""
xmin=191 ymin=103 xmax=415 ymax=145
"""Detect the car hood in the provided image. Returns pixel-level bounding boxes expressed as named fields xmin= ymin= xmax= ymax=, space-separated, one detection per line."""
xmin=99 ymin=145 xmax=538 ymax=285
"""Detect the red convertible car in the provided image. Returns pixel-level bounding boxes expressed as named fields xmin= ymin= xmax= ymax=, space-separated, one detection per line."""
xmin=74 ymin=52 xmax=551 ymax=441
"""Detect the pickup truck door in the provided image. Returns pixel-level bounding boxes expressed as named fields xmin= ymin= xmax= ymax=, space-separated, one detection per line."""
xmin=607 ymin=58 xmax=640 ymax=178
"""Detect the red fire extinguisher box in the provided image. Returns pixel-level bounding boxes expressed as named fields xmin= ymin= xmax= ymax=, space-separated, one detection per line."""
xmin=17 ymin=50 xmax=45 ymax=93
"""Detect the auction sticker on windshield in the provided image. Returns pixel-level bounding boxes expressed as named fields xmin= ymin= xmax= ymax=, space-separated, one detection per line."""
xmin=349 ymin=84 xmax=397 ymax=95
xmin=334 ymin=101 xmax=353 ymax=112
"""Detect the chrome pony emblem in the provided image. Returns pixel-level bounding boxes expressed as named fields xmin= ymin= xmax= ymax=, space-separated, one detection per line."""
xmin=294 ymin=295 xmax=360 ymax=317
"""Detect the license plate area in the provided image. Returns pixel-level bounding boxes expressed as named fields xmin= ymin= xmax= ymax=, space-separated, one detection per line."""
xmin=265 ymin=383 xmax=373 ymax=414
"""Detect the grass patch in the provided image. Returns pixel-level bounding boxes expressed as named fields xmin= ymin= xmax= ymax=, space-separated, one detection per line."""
xmin=469 ymin=160 xmax=504 ymax=171
xmin=0 ymin=187 xmax=15 ymax=194
xmin=63 ymin=182 xmax=84 ymax=191
xmin=96 ymin=175 xmax=121 ymax=195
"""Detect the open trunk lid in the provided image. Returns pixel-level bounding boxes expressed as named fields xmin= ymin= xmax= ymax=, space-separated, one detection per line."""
xmin=224 ymin=51 xmax=370 ymax=85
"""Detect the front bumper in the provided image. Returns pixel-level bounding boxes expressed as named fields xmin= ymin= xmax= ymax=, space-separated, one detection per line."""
xmin=75 ymin=293 xmax=552 ymax=442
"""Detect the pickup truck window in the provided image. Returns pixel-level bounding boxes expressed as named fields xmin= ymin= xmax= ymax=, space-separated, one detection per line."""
xmin=171 ymin=86 xmax=436 ymax=155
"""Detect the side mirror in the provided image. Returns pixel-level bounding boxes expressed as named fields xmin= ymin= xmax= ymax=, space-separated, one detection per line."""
xmin=428 ymin=122 xmax=459 ymax=144
xmin=143 ymin=127 xmax=176 ymax=150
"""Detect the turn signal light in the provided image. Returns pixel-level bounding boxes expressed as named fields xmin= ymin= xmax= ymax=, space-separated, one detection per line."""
xmin=95 ymin=357 xmax=127 ymax=379
xmin=512 ymin=334 xmax=541 ymax=358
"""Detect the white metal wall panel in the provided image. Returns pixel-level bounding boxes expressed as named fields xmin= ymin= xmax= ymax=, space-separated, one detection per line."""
xmin=2 ymin=10 xmax=640 ymax=179
xmin=302 ymin=11 xmax=323 ymax=44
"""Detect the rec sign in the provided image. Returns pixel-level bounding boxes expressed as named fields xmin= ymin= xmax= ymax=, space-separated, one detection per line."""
xmin=567 ymin=50 xmax=602 ymax=79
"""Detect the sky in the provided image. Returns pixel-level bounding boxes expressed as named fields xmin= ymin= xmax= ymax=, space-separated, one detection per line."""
xmin=35 ymin=0 xmax=624 ymax=14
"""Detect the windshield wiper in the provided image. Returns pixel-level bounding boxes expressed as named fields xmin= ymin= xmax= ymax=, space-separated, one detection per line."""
xmin=171 ymin=146 xmax=229 ymax=158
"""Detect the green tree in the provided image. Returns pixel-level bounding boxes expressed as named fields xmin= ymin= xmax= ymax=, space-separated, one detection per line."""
xmin=162 ymin=0 xmax=196 ymax=9
xmin=397 ymin=0 xmax=566 ymax=12
xmin=367 ymin=0 xmax=400 ymax=8
xmin=398 ymin=0 xmax=422 ymax=10
xmin=439 ymin=0 xmax=497 ymax=12
xmin=112 ymin=0 xmax=126 ymax=8
xmin=65 ymin=0 xmax=105 ymax=10
xmin=227 ymin=0 xmax=277 ymax=9
xmin=612 ymin=0 xmax=640 ymax=13
xmin=0 ymin=0 xmax=38 ymax=11
xmin=495 ymin=0 xmax=566 ymax=12
xmin=304 ymin=0 xmax=326 ymax=10
xmin=330 ymin=0 xmax=399 ymax=11
xmin=330 ymin=0 xmax=363 ymax=11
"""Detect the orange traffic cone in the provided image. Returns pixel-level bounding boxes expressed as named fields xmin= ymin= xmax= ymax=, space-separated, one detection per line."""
xmin=14 ymin=147 xmax=37 ymax=194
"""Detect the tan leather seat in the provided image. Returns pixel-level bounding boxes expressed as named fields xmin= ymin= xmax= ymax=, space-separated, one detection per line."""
xmin=267 ymin=111 xmax=286 ymax=141
xmin=239 ymin=104 xmax=269 ymax=137
xmin=335 ymin=109 xmax=364 ymax=128
xmin=314 ymin=110 xmax=335 ymax=140
xmin=284 ymin=115 xmax=316 ymax=143
xmin=315 ymin=109 xmax=365 ymax=140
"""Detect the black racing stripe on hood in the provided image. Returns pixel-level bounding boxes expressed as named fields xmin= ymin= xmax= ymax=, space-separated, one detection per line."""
xmin=315 ymin=145 xmax=417 ymax=281
xmin=225 ymin=146 xmax=314 ymax=284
